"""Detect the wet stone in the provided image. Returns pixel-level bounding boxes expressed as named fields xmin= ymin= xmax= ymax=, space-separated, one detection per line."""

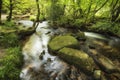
xmin=93 ymin=70 xmax=101 ymax=80
xmin=58 ymin=47 xmax=96 ymax=75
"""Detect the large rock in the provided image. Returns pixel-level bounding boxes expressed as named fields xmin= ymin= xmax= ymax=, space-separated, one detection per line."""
xmin=48 ymin=35 xmax=79 ymax=51
xmin=58 ymin=47 xmax=95 ymax=75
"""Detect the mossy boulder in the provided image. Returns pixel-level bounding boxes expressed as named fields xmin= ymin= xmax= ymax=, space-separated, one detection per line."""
xmin=48 ymin=35 xmax=79 ymax=51
xmin=58 ymin=47 xmax=95 ymax=75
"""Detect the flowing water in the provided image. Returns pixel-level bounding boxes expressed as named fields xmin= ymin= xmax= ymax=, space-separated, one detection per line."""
xmin=84 ymin=31 xmax=120 ymax=49
xmin=19 ymin=20 xmax=120 ymax=80
xmin=20 ymin=21 xmax=83 ymax=80
xmin=84 ymin=32 xmax=108 ymax=40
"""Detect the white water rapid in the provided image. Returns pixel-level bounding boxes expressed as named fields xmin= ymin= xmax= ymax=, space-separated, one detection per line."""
xmin=20 ymin=21 xmax=69 ymax=80
xmin=84 ymin=32 xmax=108 ymax=40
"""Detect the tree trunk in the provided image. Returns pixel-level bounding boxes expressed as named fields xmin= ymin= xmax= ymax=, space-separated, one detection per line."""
xmin=7 ymin=0 xmax=13 ymax=21
xmin=36 ymin=0 xmax=40 ymax=22
xmin=0 ymin=0 xmax=2 ymax=23
xmin=33 ymin=0 xmax=40 ymax=28
xmin=84 ymin=0 xmax=92 ymax=24
xmin=92 ymin=0 xmax=108 ymax=21
xmin=111 ymin=6 xmax=120 ymax=22
xmin=110 ymin=0 xmax=120 ymax=22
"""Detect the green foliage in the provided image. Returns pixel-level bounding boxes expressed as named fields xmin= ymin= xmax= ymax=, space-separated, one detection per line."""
xmin=56 ymin=15 xmax=73 ymax=27
xmin=90 ymin=21 xmax=120 ymax=35
xmin=39 ymin=14 xmax=45 ymax=21
xmin=72 ymin=19 xmax=85 ymax=28
xmin=29 ymin=15 xmax=36 ymax=21
xmin=110 ymin=23 xmax=120 ymax=35
xmin=54 ymin=16 xmax=85 ymax=29
xmin=48 ymin=1 xmax=64 ymax=21
xmin=91 ymin=21 xmax=112 ymax=31
xmin=0 ymin=21 xmax=17 ymax=31
xmin=3 ymin=0 xmax=36 ymax=15
xmin=30 ymin=14 xmax=45 ymax=21
xmin=3 ymin=21 xmax=15 ymax=28
xmin=0 ymin=47 xmax=23 ymax=80
xmin=0 ymin=33 xmax=19 ymax=47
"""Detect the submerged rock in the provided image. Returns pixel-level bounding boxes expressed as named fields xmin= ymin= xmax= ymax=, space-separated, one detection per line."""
xmin=48 ymin=35 xmax=79 ymax=51
xmin=93 ymin=70 xmax=102 ymax=80
xmin=58 ymin=47 xmax=95 ymax=75
xmin=89 ymin=50 xmax=120 ymax=74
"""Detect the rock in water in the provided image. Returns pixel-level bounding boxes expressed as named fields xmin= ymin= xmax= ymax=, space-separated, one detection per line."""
xmin=58 ymin=47 xmax=95 ymax=75
xmin=48 ymin=35 xmax=79 ymax=51
xmin=93 ymin=70 xmax=102 ymax=80
xmin=89 ymin=50 xmax=120 ymax=74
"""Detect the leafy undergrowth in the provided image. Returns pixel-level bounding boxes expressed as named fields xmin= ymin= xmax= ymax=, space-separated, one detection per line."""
xmin=0 ymin=20 xmax=29 ymax=33
xmin=0 ymin=33 xmax=19 ymax=48
xmin=0 ymin=47 xmax=23 ymax=80
xmin=0 ymin=21 xmax=17 ymax=30
xmin=88 ymin=20 xmax=120 ymax=37
xmin=0 ymin=29 xmax=23 ymax=80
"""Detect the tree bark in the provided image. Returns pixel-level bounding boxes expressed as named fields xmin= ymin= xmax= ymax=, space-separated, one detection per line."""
xmin=7 ymin=0 xmax=13 ymax=21
xmin=95 ymin=0 xmax=108 ymax=13
xmin=84 ymin=0 xmax=92 ymax=24
xmin=110 ymin=0 xmax=120 ymax=22
xmin=32 ymin=0 xmax=40 ymax=28
xmin=91 ymin=0 xmax=108 ymax=21
xmin=0 ymin=0 xmax=2 ymax=23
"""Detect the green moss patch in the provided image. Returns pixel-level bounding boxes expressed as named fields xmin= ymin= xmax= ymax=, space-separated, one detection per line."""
xmin=58 ymin=47 xmax=95 ymax=75
xmin=48 ymin=35 xmax=79 ymax=51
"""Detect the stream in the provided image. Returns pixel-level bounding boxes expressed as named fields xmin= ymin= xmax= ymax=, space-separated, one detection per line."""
xmin=19 ymin=20 xmax=120 ymax=80
xmin=19 ymin=21 xmax=81 ymax=80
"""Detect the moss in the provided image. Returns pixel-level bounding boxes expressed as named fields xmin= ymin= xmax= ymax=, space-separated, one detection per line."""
xmin=0 ymin=47 xmax=23 ymax=80
xmin=48 ymin=35 xmax=79 ymax=51
xmin=58 ymin=47 xmax=95 ymax=75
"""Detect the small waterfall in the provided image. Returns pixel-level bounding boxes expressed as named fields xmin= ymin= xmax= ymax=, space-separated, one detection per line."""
xmin=84 ymin=32 xmax=120 ymax=49
xmin=20 ymin=21 xmax=70 ymax=80
xmin=84 ymin=32 xmax=109 ymax=40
